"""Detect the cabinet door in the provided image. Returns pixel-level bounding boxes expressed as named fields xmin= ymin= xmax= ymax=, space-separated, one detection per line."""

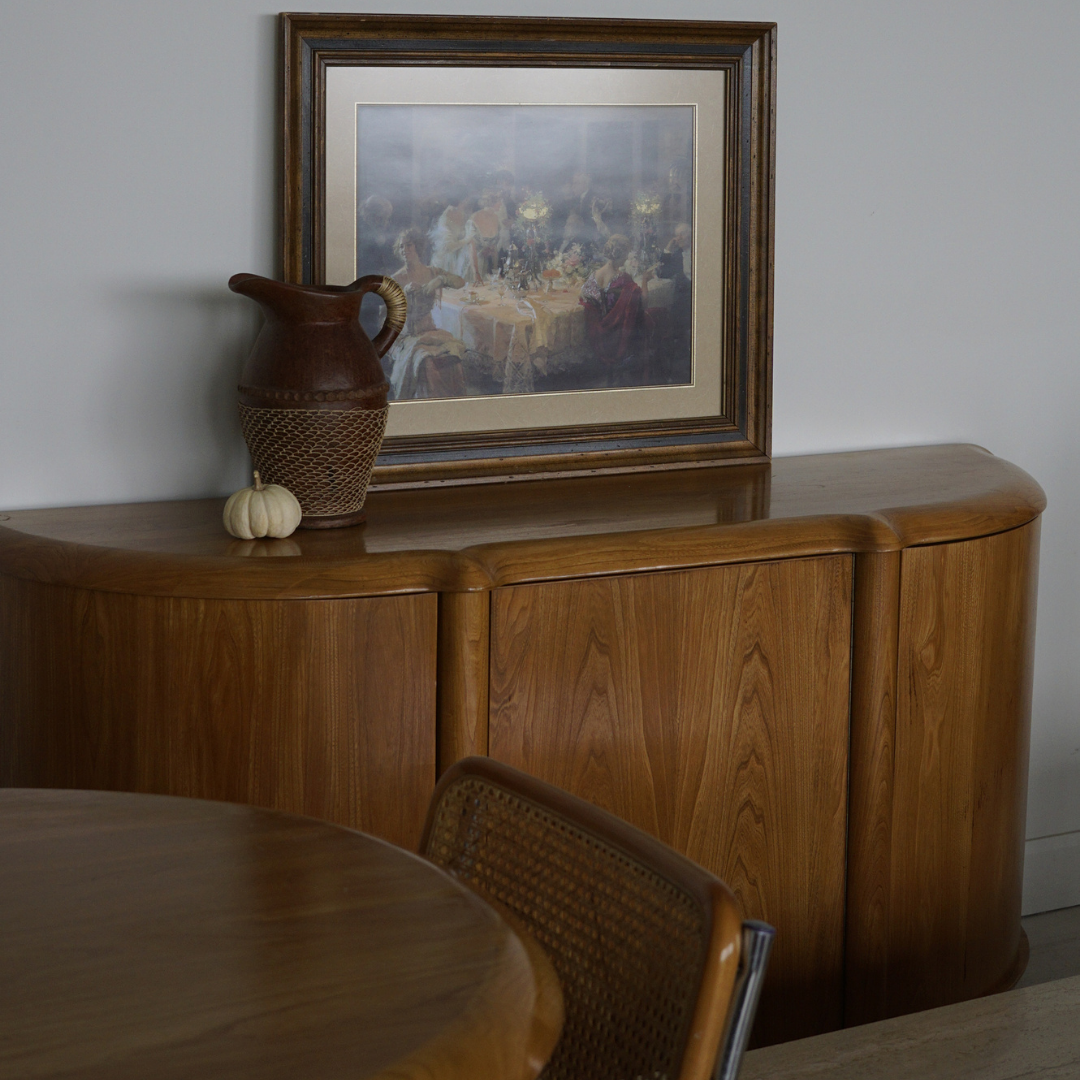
xmin=883 ymin=522 xmax=1039 ymax=1015
xmin=0 ymin=582 xmax=437 ymax=850
xmin=489 ymin=555 xmax=852 ymax=1046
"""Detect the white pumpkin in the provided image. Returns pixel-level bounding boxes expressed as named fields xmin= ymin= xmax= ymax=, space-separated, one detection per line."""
xmin=223 ymin=472 xmax=302 ymax=539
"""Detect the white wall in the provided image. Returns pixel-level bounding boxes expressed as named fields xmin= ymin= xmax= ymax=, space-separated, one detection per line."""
xmin=2 ymin=0 xmax=1078 ymax=911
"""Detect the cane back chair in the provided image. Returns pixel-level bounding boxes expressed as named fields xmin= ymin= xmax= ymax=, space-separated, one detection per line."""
xmin=420 ymin=756 xmax=774 ymax=1080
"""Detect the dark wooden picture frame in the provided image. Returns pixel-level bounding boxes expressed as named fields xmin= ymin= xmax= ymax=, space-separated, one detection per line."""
xmin=282 ymin=14 xmax=775 ymax=487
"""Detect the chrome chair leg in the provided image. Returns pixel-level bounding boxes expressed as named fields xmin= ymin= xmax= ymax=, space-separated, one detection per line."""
xmin=714 ymin=920 xmax=776 ymax=1080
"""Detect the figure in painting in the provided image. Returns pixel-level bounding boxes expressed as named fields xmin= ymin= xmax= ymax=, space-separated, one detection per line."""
xmin=578 ymin=233 xmax=654 ymax=385
xmin=383 ymin=229 xmax=469 ymax=400
xmin=660 ymin=222 xmax=692 ymax=281
xmin=656 ymin=222 xmax=692 ymax=383
xmin=357 ymin=195 xmax=397 ymax=275
xmin=556 ymin=171 xmax=612 ymax=257
xmin=466 ymin=197 xmax=504 ymax=283
xmin=429 ymin=194 xmax=503 ymax=285
xmin=356 ymin=194 xmax=400 ymax=343
xmin=492 ymin=170 xmax=518 ymax=219
xmin=428 ymin=194 xmax=476 ymax=282
xmin=556 ymin=171 xmax=594 ymax=229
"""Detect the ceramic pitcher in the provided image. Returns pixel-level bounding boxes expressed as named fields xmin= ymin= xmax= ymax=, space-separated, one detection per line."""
xmin=229 ymin=273 xmax=406 ymax=528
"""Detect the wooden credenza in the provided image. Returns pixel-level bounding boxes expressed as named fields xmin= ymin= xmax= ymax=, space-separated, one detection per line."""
xmin=0 ymin=445 xmax=1043 ymax=1046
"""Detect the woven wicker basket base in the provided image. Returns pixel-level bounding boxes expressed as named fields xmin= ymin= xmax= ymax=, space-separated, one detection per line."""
xmin=238 ymin=402 xmax=388 ymax=528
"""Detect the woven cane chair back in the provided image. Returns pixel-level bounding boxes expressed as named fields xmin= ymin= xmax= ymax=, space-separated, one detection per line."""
xmin=421 ymin=757 xmax=744 ymax=1080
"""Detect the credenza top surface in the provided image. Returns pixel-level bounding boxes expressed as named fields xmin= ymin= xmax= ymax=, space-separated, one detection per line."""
xmin=0 ymin=445 xmax=1045 ymax=599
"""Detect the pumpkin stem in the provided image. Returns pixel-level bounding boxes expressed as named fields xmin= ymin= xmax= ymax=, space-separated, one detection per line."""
xmin=253 ymin=470 xmax=263 ymax=491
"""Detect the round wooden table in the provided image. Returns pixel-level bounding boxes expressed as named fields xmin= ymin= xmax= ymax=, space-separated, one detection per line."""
xmin=0 ymin=789 xmax=563 ymax=1079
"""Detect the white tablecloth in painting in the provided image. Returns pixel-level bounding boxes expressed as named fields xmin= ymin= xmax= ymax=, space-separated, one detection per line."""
xmin=431 ymin=285 xmax=585 ymax=393
xmin=431 ymin=277 xmax=674 ymax=394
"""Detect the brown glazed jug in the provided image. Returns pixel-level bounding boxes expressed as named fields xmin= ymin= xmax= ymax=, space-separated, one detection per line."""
xmin=229 ymin=273 xmax=406 ymax=528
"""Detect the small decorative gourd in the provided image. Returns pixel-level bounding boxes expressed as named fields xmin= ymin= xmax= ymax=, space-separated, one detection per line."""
xmin=223 ymin=472 xmax=302 ymax=540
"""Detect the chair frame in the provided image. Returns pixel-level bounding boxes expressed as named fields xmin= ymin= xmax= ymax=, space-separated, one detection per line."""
xmin=420 ymin=756 xmax=758 ymax=1080
xmin=715 ymin=920 xmax=776 ymax=1080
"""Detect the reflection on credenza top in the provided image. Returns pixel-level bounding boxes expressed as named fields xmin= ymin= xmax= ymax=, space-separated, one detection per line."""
xmin=0 ymin=444 xmax=1045 ymax=600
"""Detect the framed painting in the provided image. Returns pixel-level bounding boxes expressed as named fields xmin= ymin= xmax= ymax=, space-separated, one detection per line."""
xmin=282 ymin=15 xmax=775 ymax=487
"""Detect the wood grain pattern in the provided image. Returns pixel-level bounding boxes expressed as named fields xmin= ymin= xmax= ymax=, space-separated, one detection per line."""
xmin=0 ymin=446 xmax=1045 ymax=599
xmin=0 ymin=580 xmax=436 ymax=849
xmin=845 ymin=551 xmax=902 ymax=1025
xmin=437 ymin=591 xmax=490 ymax=772
xmin=0 ymin=446 xmax=1046 ymax=1041
xmin=883 ymin=520 xmax=1040 ymax=1016
xmin=488 ymin=555 xmax=853 ymax=1046
xmin=0 ymin=789 xmax=561 ymax=1080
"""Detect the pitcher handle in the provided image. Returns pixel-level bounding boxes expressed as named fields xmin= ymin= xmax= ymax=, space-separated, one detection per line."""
xmin=357 ymin=275 xmax=408 ymax=358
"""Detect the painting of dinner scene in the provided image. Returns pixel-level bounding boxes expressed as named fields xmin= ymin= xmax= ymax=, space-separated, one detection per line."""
xmin=355 ymin=104 xmax=695 ymax=402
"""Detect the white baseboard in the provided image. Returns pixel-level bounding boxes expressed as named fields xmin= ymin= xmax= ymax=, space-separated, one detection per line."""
xmin=1023 ymin=831 xmax=1080 ymax=915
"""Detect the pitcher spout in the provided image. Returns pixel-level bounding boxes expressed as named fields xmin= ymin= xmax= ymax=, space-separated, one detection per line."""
xmin=228 ymin=272 xmax=280 ymax=302
xmin=228 ymin=273 xmax=369 ymax=323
